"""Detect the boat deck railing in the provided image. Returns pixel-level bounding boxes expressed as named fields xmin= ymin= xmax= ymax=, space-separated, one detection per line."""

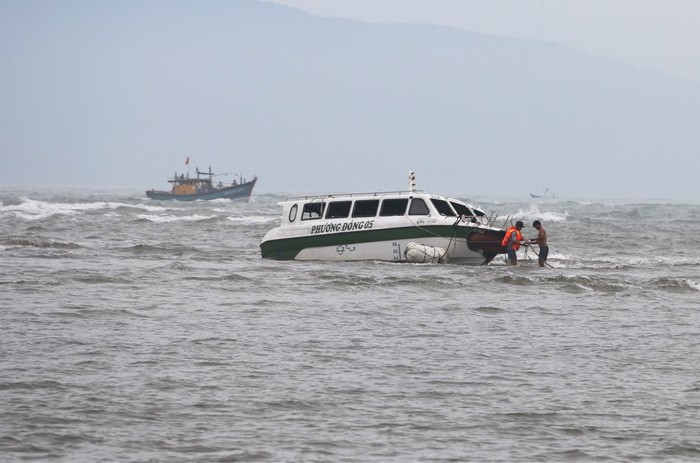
xmin=285 ymin=190 xmax=427 ymax=201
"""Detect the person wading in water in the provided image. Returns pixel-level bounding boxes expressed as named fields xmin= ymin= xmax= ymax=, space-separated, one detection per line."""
xmin=530 ymin=220 xmax=549 ymax=267
xmin=501 ymin=220 xmax=526 ymax=265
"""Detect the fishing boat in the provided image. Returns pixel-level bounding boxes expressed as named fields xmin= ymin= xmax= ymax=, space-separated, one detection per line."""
xmin=529 ymin=187 xmax=555 ymax=199
xmin=260 ymin=172 xmax=510 ymax=265
xmin=146 ymin=167 xmax=257 ymax=201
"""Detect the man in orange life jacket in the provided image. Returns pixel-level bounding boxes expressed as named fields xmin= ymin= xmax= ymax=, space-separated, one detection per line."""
xmin=501 ymin=220 xmax=527 ymax=265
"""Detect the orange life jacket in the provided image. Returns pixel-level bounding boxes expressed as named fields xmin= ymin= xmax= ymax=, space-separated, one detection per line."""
xmin=501 ymin=226 xmax=523 ymax=250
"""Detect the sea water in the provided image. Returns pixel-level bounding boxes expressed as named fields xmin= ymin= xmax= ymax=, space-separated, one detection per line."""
xmin=1 ymin=188 xmax=699 ymax=462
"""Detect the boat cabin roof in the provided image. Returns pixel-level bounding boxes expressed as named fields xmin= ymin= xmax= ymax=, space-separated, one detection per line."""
xmin=285 ymin=189 xmax=425 ymax=201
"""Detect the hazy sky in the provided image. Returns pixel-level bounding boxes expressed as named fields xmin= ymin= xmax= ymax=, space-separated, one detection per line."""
xmin=263 ymin=0 xmax=700 ymax=82
xmin=2 ymin=0 xmax=698 ymax=199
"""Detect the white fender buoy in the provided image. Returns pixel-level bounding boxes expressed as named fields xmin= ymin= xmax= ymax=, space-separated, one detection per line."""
xmin=404 ymin=242 xmax=447 ymax=264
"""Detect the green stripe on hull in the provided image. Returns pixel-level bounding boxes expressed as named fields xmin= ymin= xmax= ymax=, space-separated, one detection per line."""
xmin=260 ymin=225 xmax=467 ymax=260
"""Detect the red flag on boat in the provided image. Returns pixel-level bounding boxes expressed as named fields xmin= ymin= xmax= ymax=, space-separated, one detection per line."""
xmin=185 ymin=157 xmax=189 ymax=165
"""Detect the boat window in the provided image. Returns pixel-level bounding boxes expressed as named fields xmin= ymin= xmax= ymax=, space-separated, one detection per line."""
xmin=379 ymin=198 xmax=408 ymax=216
xmin=352 ymin=199 xmax=379 ymax=218
xmin=450 ymin=201 xmax=473 ymax=218
xmin=326 ymin=201 xmax=352 ymax=219
xmin=379 ymin=198 xmax=408 ymax=217
xmin=430 ymin=199 xmax=457 ymax=217
xmin=288 ymin=204 xmax=298 ymax=222
xmin=301 ymin=202 xmax=325 ymax=220
xmin=408 ymin=198 xmax=430 ymax=215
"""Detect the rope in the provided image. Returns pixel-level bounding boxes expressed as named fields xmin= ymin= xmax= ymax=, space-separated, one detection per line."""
xmin=406 ymin=216 xmax=463 ymax=261
xmin=445 ymin=217 xmax=462 ymax=257
xmin=524 ymin=243 xmax=554 ymax=268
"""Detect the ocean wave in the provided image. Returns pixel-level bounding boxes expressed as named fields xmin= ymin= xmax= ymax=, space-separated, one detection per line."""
xmin=512 ymin=204 xmax=569 ymax=223
xmin=0 ymin=380 xmax=67 ymax=391
xmin=135 ymin=213 xmax=218 ymax=223
xmin=350 ymin=272 xmax=485 ymax=290
xmin=478 ymin=271 xmax=643 ymax=293
xmin=312 ymin=273 xmax=380 ymax=287
xmin=472 ymin=306 xmax=506 ymax=314
xmin=226 ymin=215 xmax=278 ymax=224
xmin=71 ymin=274 xmax=131 ymax=284
xmin=128 ymin=203 xmax=173 ymax=212
xmin=495 ymin=274 xmax=537 ymax=286
xmin=1 ymin=236 xmax=81 ymax=249
xmin=0 ymin=199 xmax=84 ymax=220
xmin=422 ymin=269 xmax=698 ymax=295
xmin=0 ymin=198 xmax=173 ymax=220
xmin=542 ymin=274 xmax=630 ymax=293
xmin=50 ymin=307 xmax=150 ymax=318
xmin=543 ymin=251 xmax=700 ymax=270
xmin=221 ymin=273 xmax=256 ymax=282
xmin=125 ymin=244 xmax=200 ymax=256
xmin=655 ymin=444 xmax=700 ymax=459
xmin=650 ymin=277 xmax=700 ymax=293
xmin=511 ymin=274 xmax=700 ymax=294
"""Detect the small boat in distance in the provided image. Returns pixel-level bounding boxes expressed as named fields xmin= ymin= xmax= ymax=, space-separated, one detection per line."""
xmin=146 ymin=167 xmax=257 ymax=201
xmin=260 ymin=172 xmax=510 ymax=265
xmin=529 ymin=187 xmax=555 ymax=199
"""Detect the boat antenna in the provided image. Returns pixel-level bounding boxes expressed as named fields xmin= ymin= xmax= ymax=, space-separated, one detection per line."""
xmin=408 ymin=171 xmax=417 ymax=193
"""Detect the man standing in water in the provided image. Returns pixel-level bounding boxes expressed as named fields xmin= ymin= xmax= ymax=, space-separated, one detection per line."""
xmin=530 ymin=220 xmax=549 ymax=267
xmin=502 ymin=220 xmax=526 ymax=265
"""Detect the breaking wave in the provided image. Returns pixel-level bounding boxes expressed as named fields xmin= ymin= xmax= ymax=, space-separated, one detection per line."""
xmin=135 ymin=214 xmax=218 ymax=223
xmin=1 ymin=236 xmax=81 ymax=249
xmin=512 ymin=204 xmax=569 ymax=223
xmin=226 ymin=215 xmax=278 ymax=224
xmin=0 ymin=198 xmax=172 ymax=220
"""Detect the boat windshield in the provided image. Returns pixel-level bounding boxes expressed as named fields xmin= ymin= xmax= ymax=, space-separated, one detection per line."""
xmin=450 ymin=201 xmax=474 ymax=218
xmin=430 ymin=198 xmax=457 ymax=217
xmin=408 ymin=198 xmax=430 ymax=215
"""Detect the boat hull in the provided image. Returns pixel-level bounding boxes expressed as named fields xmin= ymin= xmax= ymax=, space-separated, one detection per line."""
xmin=260 ymin=221 xmax=505 ymax=265
xmin=146 ymin=179 xmax=256 ymax=201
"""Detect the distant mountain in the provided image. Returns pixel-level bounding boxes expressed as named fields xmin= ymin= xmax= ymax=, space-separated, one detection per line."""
xmin=1 ymin=0 xmax=698 ymax=198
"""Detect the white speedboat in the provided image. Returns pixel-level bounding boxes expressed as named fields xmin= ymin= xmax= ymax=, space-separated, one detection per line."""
xmin=260 ymin=173 xmax=509 ymax=265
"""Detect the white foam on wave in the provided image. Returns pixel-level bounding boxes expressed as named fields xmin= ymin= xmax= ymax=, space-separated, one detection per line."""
xmin=544 ymin=250 xmax=700 ymax=270
xmin=136 ymin=214 xmax=217 ymax=223
xmin=131 ymin=203 xmax=172 ymax=212
xmin=1 ymin=198 xmax=88 ymax=220
xmin=686 ymin=279 xmax=700 ymax=292
xmin=602 ymin=254 xmax=700 ymax=268
xmin=513 ymin=204 xmax=568 ymax=223
xmin=1 ymin=198 xmax=172 ymax=220
xmin=226 ymin=215 xmax=278 ymax=225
